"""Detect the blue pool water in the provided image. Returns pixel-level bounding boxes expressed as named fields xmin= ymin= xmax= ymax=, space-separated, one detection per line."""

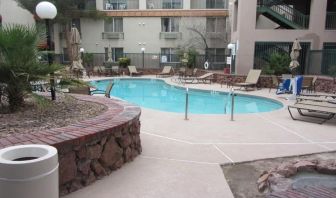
xmin=90 ymin=79 xmax=283 ymax=114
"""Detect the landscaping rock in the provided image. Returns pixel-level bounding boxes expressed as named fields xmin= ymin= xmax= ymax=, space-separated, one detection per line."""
xmin=91 ymin=161 xmax=106 ymax=178
xmin=59 ymin=152 xmax=77 ymax=184
xmin=78 ymin=160 xmax=91 ymax=175
xmin=117 ymin=134 xmax=132 ymax=148
xmin=316 ymin=160 xmax=336 ymax=175
xmin=277 ymin=163 xmax=297 ymax=178
xmin=87 ymin=144 xmax=102 ymax=159
xmin=100 ymin=138 xmax=123 ymax=167
xmin=293 ymin=160 xmax=316 ymax=172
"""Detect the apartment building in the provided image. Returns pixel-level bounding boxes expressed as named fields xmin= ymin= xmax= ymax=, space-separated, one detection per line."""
xmin=53 ymin=0 xmax=230 ymax=67
xmin=0 ymin=0 xmax=35 ymax=27
xmin=230 ymin=0 xmax=336 ymax=75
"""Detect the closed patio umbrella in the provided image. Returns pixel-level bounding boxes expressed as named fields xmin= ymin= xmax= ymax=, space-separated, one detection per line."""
xmin=107 ymin=47 xmax=113 ymax=62
xmin=289 ymin=39 xmax=302 ymax=71
xmin=70 ymin=25 xmax=84 ymax=71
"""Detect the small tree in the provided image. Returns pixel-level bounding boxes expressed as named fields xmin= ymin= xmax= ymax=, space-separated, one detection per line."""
xmin=264 ymin=52 xmax=291 ymax=75
xmin=118 ymin=57 xmax=131 ymax=68
xmin=178 ymin=48 xmax=199 ymax=68
xmin=0 ymin=25 xmax=60 ymax=111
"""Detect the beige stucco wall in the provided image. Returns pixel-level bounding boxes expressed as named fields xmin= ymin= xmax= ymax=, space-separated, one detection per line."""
xmin=55 ymin=16 xmax=226 ymax=54
xmin=0 ymin=0 xmax=34 ymax=26
xmin=230 ymin=0 xmax=335 ymax=75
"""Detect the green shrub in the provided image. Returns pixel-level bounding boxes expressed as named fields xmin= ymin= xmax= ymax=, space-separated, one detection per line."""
xmin=0 ymin=25 xmax=61 ymax=111
xmin=118 ymin=57 xmax=131 ymax=68
xmin=178 ymin=48 xmax=199 ymax=68
xmin=264 ymin=52 xmax=291 ymax=75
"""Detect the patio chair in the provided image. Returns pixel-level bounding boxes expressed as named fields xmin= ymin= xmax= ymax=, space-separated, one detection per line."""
xmin=301 ymin=76 xmax=314 ymax=93
xmin=234 ymin=69 xmax=262 ymax=90
xmin=91 ymin=81 xmax=114 ymax=98
xmin=288 ymin=99 xmax=336 ymax=124
xmin=128 ymin=66 xmax=143 ymax=76
xmin=93 ymin=66 xmax=105 ymax=76
xmin=269 ymin=75 xmax=281 ymax=93
xmin=156 ymin=66 xmax=173 ymax=78
xmin=111 ymin=66 xmax=120 ymax=76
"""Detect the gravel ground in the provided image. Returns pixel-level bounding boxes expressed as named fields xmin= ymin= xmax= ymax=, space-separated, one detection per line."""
xmin=221 ymin=152 xmax=336 ymax=198
xmin=0 ymin=93 xmax=107 ymax=138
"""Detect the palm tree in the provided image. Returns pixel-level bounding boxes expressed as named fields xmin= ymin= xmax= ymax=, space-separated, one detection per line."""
xmin=0 ymin=25 xmax=60 ymax=111
xmin=16 ymin=0 xmax=104 ymax=62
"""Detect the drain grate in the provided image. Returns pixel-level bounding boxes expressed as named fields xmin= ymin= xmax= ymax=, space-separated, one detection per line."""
xmin=268 ymin=186 xmax=336 ymax=198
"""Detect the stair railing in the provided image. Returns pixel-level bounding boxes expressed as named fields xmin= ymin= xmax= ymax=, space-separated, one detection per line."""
xmin=258 ymin=0 xmax=309 ymax=29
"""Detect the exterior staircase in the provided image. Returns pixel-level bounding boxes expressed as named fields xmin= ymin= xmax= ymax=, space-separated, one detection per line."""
xmin=257 ymin=0 xmax=309 ymax=29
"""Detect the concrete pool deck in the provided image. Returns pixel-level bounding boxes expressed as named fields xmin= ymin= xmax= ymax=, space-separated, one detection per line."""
xmin=65 ymin=75 xmax=336 ymax=198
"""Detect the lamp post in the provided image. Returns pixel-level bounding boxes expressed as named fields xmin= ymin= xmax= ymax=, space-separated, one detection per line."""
xmin=80 ymin=47 xmax=85 ymax=67
xmin=36 ymin=1 xmax=57 ymax=100
xmin=227 ymin=43 xmax=236 ymax=74
xmin=141 ymin=47 xmax=145 ymax=68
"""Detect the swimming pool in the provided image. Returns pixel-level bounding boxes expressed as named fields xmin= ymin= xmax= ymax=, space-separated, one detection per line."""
xmin=90 ymin=79 xmax=283 ymax=114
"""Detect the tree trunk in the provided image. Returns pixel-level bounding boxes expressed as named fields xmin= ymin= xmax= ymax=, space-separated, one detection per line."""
xmin=6 ymin=82 xmax=25 ymax=111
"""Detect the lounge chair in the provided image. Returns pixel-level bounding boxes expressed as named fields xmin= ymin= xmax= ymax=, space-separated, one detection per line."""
xmin=156 ymin=66 xmax=173 ymax=78
xmin=300 ymin=93 xmax=336 ymax=99
xmin=195 ymin=72 xmax=214 ymax=84
xmin=288 ymin=100 xmax=336 ymax=124
xmin=128 ymin=66 xmax=143 ymax=76
xmin=234 ymin=69 xmax=261 ymax=90
xmin=91 ymin=81 xmax=114 ymax=98
xmin=181 ymin=73 xmax=214 ymax=84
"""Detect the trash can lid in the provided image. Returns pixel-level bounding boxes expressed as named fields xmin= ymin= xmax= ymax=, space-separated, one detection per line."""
xmin=0 ymin=145 xmax=58 ymax=180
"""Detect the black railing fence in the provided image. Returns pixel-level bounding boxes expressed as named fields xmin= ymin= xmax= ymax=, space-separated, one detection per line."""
xmin=306 ymin=49 xmax=336 ymax=76
xmin=254 ymin=42 xmax=311 ymax=74
xmin=52 ymin=52 xmax=230 ymax=70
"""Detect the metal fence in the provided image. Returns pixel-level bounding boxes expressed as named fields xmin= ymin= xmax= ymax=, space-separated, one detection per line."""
xmin=326 ymin=12 xmax=336 ymax=30
xmin=306 ymin=49 xmax=336 ymax=76
xmin=254 ymin=42 xmax=311 ymax=74
xmin=52 ymin=52 xmax=229 ymax=70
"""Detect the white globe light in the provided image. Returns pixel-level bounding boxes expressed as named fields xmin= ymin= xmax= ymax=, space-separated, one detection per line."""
xmin=36 ymin=1 xmax=57 ymax=19
xmin=80 ymin=48 xmax=85 ymax=53
xmin=141 ymin=47 xmax=146 ymax=52
xmin=227 ymin=43 xmax=235 ymax=49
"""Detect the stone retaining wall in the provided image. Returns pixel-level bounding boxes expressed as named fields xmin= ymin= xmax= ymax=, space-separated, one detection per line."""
xmin=0 ymin=94 xmax=142 ymax=196
xmin=128 ymin=68 xmax=336 ymax=93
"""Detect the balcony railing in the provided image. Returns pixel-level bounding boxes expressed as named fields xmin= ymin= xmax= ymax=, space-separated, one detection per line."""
xmin=147 ymin=0 xmax=183 ymax=9
xmin=102 ymin=32 xmax=124 ymax=39
xmin=326 ymin=12 xmax=336 ymax=30
xmin=190 ymin=0 xmax=228 ymax=9
xmin=103 ymin=0 xmax=139 ymax=10
xmin=159 ymin=32 xmax=182 ymax=39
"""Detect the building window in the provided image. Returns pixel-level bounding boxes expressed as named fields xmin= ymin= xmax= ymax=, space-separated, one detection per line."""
xmin=161 ymin=48 xmax=179 ymax=63
xmin=206 ymin=0 xmax=226 ymax=9
xmin=208 ymin=48 xmax=226 ymax=62
xmin=104 ymin=48 xmax=124 ymax=62
xmin=104 ymin=18 xmax=123 ymax=32
xmin=206 ymin=17 xmax=226 ymax=33
xmin=162 ymin=0 xmax=182 ymax=9
xmin=161 ymin=17 xmax=180 ymax=32
xmin=104 ymin=0 xmax=127 ymax=10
